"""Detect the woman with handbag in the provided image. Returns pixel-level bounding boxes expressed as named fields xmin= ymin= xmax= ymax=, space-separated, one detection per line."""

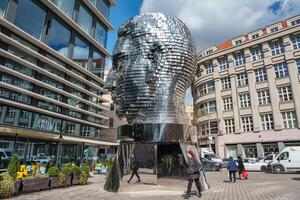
xmin=184 ymin=151 xmax=202 ymax=199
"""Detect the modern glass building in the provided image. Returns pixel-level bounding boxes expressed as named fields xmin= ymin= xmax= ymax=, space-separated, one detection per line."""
xmin=194 ymin=15 xmax=300 ymax=159
xmin=0 ymin=0 xmax=116 ymax=165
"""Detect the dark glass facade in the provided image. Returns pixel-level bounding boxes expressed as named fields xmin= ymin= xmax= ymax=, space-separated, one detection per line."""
xmin=0 ymin=0 xmax=115 ymax=163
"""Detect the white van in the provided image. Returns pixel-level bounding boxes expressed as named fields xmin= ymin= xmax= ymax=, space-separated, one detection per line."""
xmin=199 ymin=148 xmax=223 ymax=164
xmin=269 ymin=146 xmax=300 ymax=173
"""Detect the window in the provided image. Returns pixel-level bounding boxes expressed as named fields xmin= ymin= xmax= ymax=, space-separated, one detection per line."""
xmin=258 ymin=90 xmax=270 ymax=105
xmin=80 ymin=126 xmax=90 ymax=137
xmin=243 ymin=145 xmax=257 ymax=158
xmin=237 ymin=72 xmax=248 ymax=86
xmin=219 ymin=57 xmax=229 ymax=70
xmin=235 ymin=53 xmax=245 ymax=66
xmin=291 ymin=35 xmax=300 ymax=50
xmin=206 ymin=49 xmax=213 ymax=55
xmin=278 ymin=85 xmax=292 ymax=102
xmin=91 ymin=50 xmax=105 ymax=79
xmin=198 ymin=120 xmax=218 ymax=136
xmin=91 ymin=0 xmax=110 ymax=19
xmin=255 ymin=68 xmax=267 ymax=82
xmin=263 ymin=143 xmax=279 ymax=156
xmin=241 ymin=116 xmax=253 ymax=132
xmin=198 ymin=101 xmax=216 ymax=115
xmin=47 ymin=16 xmax=71 ymax=57
xmin=235 ymin=40 xmax=242 ymax=45
xmin=221 ymin=77 xmax=231 ymax=90
xmin=251 ymin=33 xmax=259 ymax=40
xmin=252 ymin=48 xmax=264 ymax=61
xmin=13 ymin=0 xmax=46 ymax=39
xmin=78 ymin=4 xmax=93 ymax=35
xmin=273 ymin=62 xmax=288 ymax=78
xmin=95 ymin=21 xmax=107 ymax=47
xmin=198 ymin=80 xmax=215 ymax=97
xmin=73 ymin=36 xmax=90 ymax=68
xmin=261 ymin=114 xmax=273 ymax=130
xmin=239 ymin=93 xmax=251 ymax=108
xmin=270 ymin=41 xmax=284 ymax=56
xmin=66 ymin=123 xmax=76 ymax=135
xmin=278 ymin=152 xmax=289 ymax=160
xmin=109 ymin=118 xmax=114 ymax=127
xmin=297 ymin=59 xmax=300 ymax=74
xmin=7 ymin=107 xmax=16 ymax=117
xmin=225 ymin=119 xmax=235 ymax=134
xmin=270 ymin=27 xmax=279 ymax=33
xmin=52 ymin=0 xmax=75 ymax=19
xmin=205 ymin=62 xmax=213 ymax=74
xmin=291 ymin=19 xmax=300 ymax=26
xmin=282 ymin=111 xmax=297 ymax=129
xmin=0 ymin=0 xmax=8 ymax=18
xmin=223 ymin=97 xmax=233 ymax=111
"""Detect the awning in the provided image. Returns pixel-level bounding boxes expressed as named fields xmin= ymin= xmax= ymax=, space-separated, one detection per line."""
xmin=62 ymin=135 xmax=118 ymax=146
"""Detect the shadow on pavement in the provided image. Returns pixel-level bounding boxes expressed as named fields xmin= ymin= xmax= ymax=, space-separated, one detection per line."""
xmin=291 ymin=177 xmax=300 ymax=181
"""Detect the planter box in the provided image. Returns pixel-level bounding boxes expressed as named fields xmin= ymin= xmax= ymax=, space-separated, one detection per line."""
xmin=14 ymin=180 xmax=21 ymax=194
xmin=22 ymin=177 xmax=49 ymax=193
xmin=49 ymin=177 xmax=60 ymax=188
xmin=72 ymin=175 xmax=80 ymax=185
xmin=64 ymin=175 xmax=71 ymax=187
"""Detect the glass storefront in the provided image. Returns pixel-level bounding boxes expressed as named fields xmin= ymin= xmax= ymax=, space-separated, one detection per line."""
xmin=263 ymin=143 xmax=279 ymax=157
xmin=243 ymin=144 xmax=257 ymax=158
xmin=226 ymin=145 xmax=237 ymax=159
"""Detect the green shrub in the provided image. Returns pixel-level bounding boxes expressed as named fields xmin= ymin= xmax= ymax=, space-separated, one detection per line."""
xmin=0 ymin=172 xmax=15 ymax=198
xmin=48 ymin=167 xmax=59 ymax=177
xmin=81 ymin=163 xmax=89 ymax=174
xmin=58 ymin=172 xmax=65 ymax=186
xmin=7 ymin=154 xmax=19 ymax=181
xmin=79 ymin=171 xmax=88 ymax=185
xmin=61 ymin=166 xmax=72 ymax=176
xmin=72 ymin=165 xmax=81 ymax=176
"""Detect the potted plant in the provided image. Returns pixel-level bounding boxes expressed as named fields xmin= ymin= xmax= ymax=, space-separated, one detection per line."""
xmin=0 ymin=172 xmax=15 ymax=198
xmin=79 ymin=163 xmax=89 ymax=185
xmin=59 ymin=165 xmax=72 ymax=187
xmin=6 ymin=154 xmax=21 ymax=194
xmin=48 ymin=166 xmax=60 ymax=188
xmin=71 ymin=165 xmax=81 ymax=185
xmin=21 ymin=174 xmax=49 ymax=193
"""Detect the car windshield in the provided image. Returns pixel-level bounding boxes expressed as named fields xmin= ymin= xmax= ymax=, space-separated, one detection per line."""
xmin=207 ymin=154 xmax=217 ymax=159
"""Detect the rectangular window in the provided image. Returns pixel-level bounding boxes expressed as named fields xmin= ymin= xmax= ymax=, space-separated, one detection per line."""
xmin=241 ymin=116 xmax=253 ymax=132
xmin=291 ymin=19 xmax=300 ymax=26
xmin=80 ymin=126 xmax=90 ymax=137
xmin=255 ymin=68 xmax=267 ymax=82
xmin=239 ymin=93 xmax=251 ymax=108
xmin=0 ymin=0 xmax=8 ymax=18
xmin=52 ymin=0 xmax=75 ymax=19
xmin=235 ymin=53 xmax=245 ymax=66
xmin=282 ymin=111 xmax=297 ymax=129
xmin=95 ymin=21 xmax=107 ymax=47
xmin=219 ymin=57 xmax=229 ymax=70
xmin=274 ymin=62 xmax=288 ymax=78
xmin=205 ymin=62 xmax=213 ymax=74
xmin=225 ymin=119 xmax=235 ymax=134
xmin=235 ymin=40 xmax=242 ymax=45
xmin=198 ymin=80 xmax=215 ymax=97
xmin=73 ymin=36 xmax=90 ymax=68
xmin=251 ymin=33 xmax=259 ymax=40
xmin=91 ymin=0 xmax=110 ymax=19
xmin=297 ymin=59 xmax=300 ymax=74
xmin=221 ymin=77 xmax=231 ymax=90
xmin=6 ymin=107 xmax=16 ymax=117
xmin=66 ymin=123 xmax=76 ymax=135
xmin=47 ymin=16 xmax=71 ymax=57
xmin=292 ymin=35 xmax=300 ymax=50
xmin=197 ymin=100 xmax=216 ymax=115
xmin=252 ymin=48 xmax=264 ymax=61
xmin=257 ymin=90 xmax=270 ymax=105
xmin=270 ymin=27 xmax=279 ymax=33
xmin=13 ymin=0 xmax=46 ymax=40
xmin=261 ymin=114 xmax=273 ymax=130
xmin=270 ymin=41 xmax=284 ymax=56
xmin=78 ymin=3 xmax=93 ymax=35
xmin=278 ymin=85 xmax=293 ymax=102
xmin=206 ymin=49 xmax=213 ymax=55
xmin=237 ymin=72 xmax=248 ymax=86
xmin=223 ymin=97 xmax=233 ymax=111
xmin=91 ymin=49 xmax=105 ymax=79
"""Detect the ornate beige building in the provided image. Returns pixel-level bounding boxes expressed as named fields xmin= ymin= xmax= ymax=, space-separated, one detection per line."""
xmin=193 ymin=15 xmax=300 ymax=159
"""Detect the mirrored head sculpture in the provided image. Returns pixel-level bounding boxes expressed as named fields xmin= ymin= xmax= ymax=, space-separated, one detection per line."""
xmin=107 ymin=12 xmax=197 ymax=124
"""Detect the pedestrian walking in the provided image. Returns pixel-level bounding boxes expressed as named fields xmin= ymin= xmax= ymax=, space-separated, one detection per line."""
xmin=184 ymin=151 xmax=202 ymax=199
xmin=227 ymin=156 xmax=237 ymax=183
xmin=127 ymin=154 xmax=141 ymax=183
xmin=237 ymin=155 xmax=245 ymax=179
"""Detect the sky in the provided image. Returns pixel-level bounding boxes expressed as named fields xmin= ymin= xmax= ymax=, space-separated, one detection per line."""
xmin=107 ymin=0 xmax=300 ymax=105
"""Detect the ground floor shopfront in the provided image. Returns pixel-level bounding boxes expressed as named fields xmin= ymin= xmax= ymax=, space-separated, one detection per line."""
xmin=0 ymin=126 xmax=117 ymax=167
xmin=216 ymin=128 xmax=300 ymax=159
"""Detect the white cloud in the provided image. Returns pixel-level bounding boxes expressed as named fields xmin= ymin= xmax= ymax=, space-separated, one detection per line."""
xmin=140 ymin=0 xmax=300 ymax=50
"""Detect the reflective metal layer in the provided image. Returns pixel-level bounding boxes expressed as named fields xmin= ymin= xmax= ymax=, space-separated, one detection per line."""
xmin=107 ymin=12 xmax=197 ymax=125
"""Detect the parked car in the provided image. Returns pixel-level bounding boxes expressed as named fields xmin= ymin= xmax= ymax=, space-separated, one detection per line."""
xmin=243 ymin=158 xmax=267 ymax=171
xmin=267 ymin=146 xmax=300 ymax=173
xmin=200 ymin=157 xmax=222 ymax=171
xmin=222 ymin=158 xmax=230 ymax=168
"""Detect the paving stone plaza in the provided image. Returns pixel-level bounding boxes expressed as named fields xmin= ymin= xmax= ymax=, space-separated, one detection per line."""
xmin=12 ymin=171 xmax=300 ymax=200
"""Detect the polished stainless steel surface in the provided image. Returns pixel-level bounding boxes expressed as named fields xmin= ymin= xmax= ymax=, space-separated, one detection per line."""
xmin=107 ymin=12 xmax=197 ymax=125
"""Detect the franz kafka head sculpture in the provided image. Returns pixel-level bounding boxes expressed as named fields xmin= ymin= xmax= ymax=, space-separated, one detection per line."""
xmin=107 ymin=13 xmax=197 ymax=124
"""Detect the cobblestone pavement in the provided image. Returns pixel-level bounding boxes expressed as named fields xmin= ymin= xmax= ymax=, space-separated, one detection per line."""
xmin=11 ymin=171 xmax=300 ymax=200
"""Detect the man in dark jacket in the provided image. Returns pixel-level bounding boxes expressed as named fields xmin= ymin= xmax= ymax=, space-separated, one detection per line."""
xmin=184 ymin=151 xmax=202 ymax=199
xmin=227 ymin=156 xmax=237 ymax=183
xmin=127 ymin=154 xmax=141 ymax=183
xmin=237 ymin=155 xmax=245 ymax=179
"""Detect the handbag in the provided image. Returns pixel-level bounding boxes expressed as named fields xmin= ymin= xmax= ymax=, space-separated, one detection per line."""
xmin=242 ymin=170 xmax=248 ymax=178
